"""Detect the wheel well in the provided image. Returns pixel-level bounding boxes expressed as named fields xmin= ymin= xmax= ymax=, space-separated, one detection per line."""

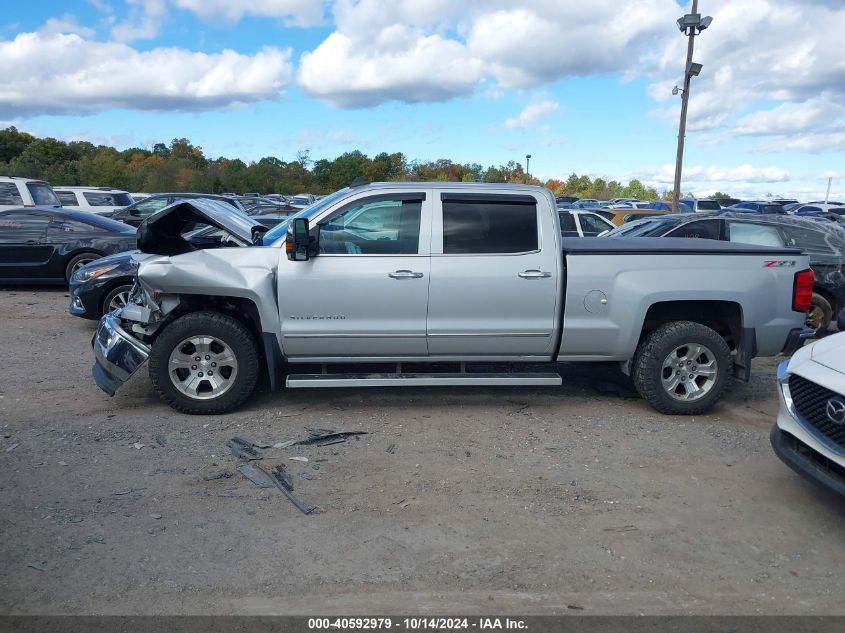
xmin=640 ymin=300 xmax=742 ymax=350
xmin=813 ymin=285 xmax=836 ymax=312
xmin=157 ymin=294 xmax=274 ymax=386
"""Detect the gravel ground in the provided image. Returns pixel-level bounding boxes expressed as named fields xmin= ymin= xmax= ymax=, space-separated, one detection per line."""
xmin=1 ymin=288 xmax=844 ymax=616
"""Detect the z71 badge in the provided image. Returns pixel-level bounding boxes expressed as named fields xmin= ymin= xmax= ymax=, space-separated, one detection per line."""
xmin=763 ymin=260 xmax=796 ymax=268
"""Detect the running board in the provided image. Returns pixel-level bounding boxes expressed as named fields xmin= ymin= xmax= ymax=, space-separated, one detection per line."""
xmin=285 ymin=372 xmax=562 ymax=388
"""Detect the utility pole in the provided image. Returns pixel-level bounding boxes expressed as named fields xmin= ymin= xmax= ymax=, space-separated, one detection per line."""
xmin=525 ymin=154 xmax=532 ymax=184
xmin=825 ymin=176 xmax=832 ymax=203
xmin=672 ymin=1 xmax=711 ymax=213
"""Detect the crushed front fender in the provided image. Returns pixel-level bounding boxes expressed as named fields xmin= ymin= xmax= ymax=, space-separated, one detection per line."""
xmin=92 ymin=314 xmax=151 ymax=396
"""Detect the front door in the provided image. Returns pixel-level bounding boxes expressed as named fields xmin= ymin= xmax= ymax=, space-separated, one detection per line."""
xmin=279 ymin=191 xmax=432 ymax=359
xmin=0 ymin=212 xmax=52 ymax=280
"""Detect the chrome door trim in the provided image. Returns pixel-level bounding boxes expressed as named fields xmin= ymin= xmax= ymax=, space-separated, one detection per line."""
xmin=427 ymin=332 xmax=551 ymax=338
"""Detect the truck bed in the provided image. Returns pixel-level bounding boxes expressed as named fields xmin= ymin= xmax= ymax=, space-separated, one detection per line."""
xmin=561 ymin=236 xmax=804 ymax=256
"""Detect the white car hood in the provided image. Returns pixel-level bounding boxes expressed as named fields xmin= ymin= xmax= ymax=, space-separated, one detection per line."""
xmin=810 ymin=331 xmax=845 ymax=372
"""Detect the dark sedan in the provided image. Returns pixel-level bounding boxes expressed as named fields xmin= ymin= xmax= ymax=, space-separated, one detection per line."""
xmin=0 ymin=208 xmax=137 ymax=284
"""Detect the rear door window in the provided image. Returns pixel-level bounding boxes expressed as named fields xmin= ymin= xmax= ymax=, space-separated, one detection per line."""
xmin=83 ymin=192 xmax=122 ymax=206
xmin=727 ymin=222 xmax=785 ymax=247
xmin=442 ymin=195 xmax=538 ymax=254
xmin=55 ymin=191 xmax=79 ymax=206
xmin=26 ymin=182 xmax=60 ymax=206
xmin=696 ymin=200 xmax=722 ymax=211
xmin=0 ymin=212 xmax=50 ymax=239
xmin=579 ymin=213 xmax=612 ymax=236
xmin=0 ymin=183 xmax=24 ymax=206
xmin=666 ymin=219 xmax=721 ymax=240
xmin=559 ymin=212 xmax=579 ymax=237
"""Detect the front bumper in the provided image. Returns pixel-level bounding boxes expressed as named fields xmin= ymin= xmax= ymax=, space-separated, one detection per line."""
xmin=92 ymin=314 xmax=150 ymax=396
xmin=771 ymin=359 xmax=845 ymax=499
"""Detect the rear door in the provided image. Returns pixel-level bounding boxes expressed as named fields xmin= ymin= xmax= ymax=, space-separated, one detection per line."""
xmin=427 ymin=191 xmax=560 ymax=357
xmin=279 ymin=190 xmax=432 ymax=359
xmin=0 ymin=212 xmax=53 ymax=279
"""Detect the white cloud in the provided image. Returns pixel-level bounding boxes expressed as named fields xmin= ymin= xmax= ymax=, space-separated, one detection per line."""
xmin=505 ymin=99 xmax=559 ymax=129
xmin=644 ymin=0 xmax=845 ymax=148
xmin=298 ymin=0 xmax=677 ymax=107
xmin=173 ymin=0 xmax=325 ymax=27
xmin=0 ymin=31 xmax=293 ymax=116
xmin=633 ymin=163 xmax=791 ymax=186
xmin=40 ymin=15 xmax=95 ymax=38
xmin=111 ymin=0 xmax=166 ymax=42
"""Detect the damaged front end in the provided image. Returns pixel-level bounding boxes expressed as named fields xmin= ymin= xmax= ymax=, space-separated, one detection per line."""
xmin=91 ymin=198 xmax=278 ymax=397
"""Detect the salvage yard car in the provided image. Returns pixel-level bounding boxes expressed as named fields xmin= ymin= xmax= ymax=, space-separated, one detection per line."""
xmin=0 ymin=207 xmax=137 ymax=283
xmin=91 ymin=183 xmax=813 ymax=416
xmin=771 ymin=330 xmax=845 ymax=498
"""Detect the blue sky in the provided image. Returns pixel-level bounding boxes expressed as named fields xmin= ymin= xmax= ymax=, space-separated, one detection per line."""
xmin=2 ymin=0 xmax=844 ymax=199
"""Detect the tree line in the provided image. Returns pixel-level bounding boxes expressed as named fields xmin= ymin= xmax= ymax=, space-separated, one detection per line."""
xmin=1 ymin=126 xmax=668 ymax=200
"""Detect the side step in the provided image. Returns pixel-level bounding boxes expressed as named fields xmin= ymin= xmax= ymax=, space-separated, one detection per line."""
xmin=286 ymin=372 xmax=562 ymax=388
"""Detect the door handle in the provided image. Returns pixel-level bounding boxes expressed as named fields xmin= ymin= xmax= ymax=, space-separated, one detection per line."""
xmin=518 ymin=270 xmax=552 ymax=279
xmin=388 ymin=270 xmax=424 ymax=279
xmin=26 ymin=240 xmax=41 ymax=245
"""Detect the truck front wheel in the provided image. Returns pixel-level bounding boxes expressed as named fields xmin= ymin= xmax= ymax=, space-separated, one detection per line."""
xmin=148 ymin=311 xmax=260 ymax=414
xmin=632 ymin=321 xmax=731 ymax=415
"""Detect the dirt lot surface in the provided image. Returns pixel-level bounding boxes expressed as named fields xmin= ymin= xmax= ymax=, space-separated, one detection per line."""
xmin=1 ymin=288 xmax=844 ymax=616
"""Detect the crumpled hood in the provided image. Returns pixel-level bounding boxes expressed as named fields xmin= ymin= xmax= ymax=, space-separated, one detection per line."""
xmin=810 ymin=331 xmax=845 ymax=372
xmin=137 ymin=198 xmax=267 ymax=255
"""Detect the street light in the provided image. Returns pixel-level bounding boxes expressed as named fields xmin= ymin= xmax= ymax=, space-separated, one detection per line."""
xmin=671 ymin=1 xmax=713 ymax=214
xmin=526 ymin=154 xmax=532 ymax=183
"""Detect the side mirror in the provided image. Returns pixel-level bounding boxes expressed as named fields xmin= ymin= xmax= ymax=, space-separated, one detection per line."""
xmin=129 ymin=207 xmax=140 ymax=216
xmin=286 ymin=217 xmax=313 ymax=261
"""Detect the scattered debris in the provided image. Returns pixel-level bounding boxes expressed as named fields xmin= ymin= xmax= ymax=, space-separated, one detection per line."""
xmin=567 ymin=604 xmax=584 ymax=611
xmin=273 ymin=440 xmax=297 ymax=449
xmin=236 ymin=463 xmax=275 ymax=489
xmin=295 ymin=427 xmax=368 ymax=447
xmin=290 ymin=456 xmax=308 ymax=463
xmin=265 ymin=464 xmax=314 ymax=515
xmin=217 ymin=489 xmax=246 ymax=498
xmin=86 ymin=535 xmax=106 ymax=545
xmin=154 ymin=435 xmax=167 ymax=446
xmin=112 ymin=488 xmax=134 ymax=495
xmin=28 ymin=561 xmax=47 ymax=571
xmin=386 ymin=443 xmax=397 ymax=454
xmin=226 ymin=438 xmax=261 ymax=461
xmin=68 ymin=516 xmax=84 ymax=523
xmin=150 ymin=513 xmax=163 ymax=520
xmin=5 ymin=443 xmax=18 ymax=453
xmin=58 ymin=461 xmax=67 ymax=466
xmin=202 ymin=469 xmax=233 ymax=481
xmin=132 ymin=443 xmax=145 ymax=450
xmin=603 ymin=525 xmax=638 ymax=533
xmin=231 ymin=435 xmax=271 ymax=449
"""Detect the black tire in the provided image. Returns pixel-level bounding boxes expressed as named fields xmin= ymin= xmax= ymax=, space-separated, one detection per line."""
xmin=632 ymin=321 xmax=731 ymax=415
xmin=148 ymin=311 xmax=260 ymax=414
xmin=100 ymin=284 xmax=134 ymax=316
xmin=65 ymin=252 xmax=102 ymax=283
xmin=807 ymin=292 xmax=832 ymax=336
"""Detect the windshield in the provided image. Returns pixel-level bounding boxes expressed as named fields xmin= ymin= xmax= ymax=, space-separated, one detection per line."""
xmin=607 ymin=217 xmax=681 ymax=237
xmin=261 ymin=188 xmax=351 ymax=245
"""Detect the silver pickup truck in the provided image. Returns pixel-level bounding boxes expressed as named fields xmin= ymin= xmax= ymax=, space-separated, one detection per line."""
xmin=92 ymin=182 xmax=814 ymax=416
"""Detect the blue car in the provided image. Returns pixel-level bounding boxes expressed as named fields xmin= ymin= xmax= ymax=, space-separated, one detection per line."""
xmin=726 ymin=201 xmax=786 ymax=214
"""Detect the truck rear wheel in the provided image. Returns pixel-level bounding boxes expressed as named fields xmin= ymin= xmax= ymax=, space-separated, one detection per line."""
xmin=633 ymin=321 xmax=731 ymax=415
xmin=149 ymin=311 xmax=260 ymax=414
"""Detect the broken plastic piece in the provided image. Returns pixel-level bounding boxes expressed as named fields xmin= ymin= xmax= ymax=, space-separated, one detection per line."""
xmin=237 ymin=463 xmax=275 ymax=488
xmin=232 ymin=435 xmax=271 ymax=449
xmin=226 ymin=439 xmax=260 ymax=461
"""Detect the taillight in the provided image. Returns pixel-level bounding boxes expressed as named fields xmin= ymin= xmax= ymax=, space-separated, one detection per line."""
xmin=792 ymin=269 xmax=814 ymax=313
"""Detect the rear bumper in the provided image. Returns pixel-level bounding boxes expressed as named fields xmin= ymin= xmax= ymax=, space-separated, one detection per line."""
xmin=770 ymin=426 xmax=845 ymax=499
xmin=781 ymin=327 xmax=815 ymax=355
xmin=92 ymin=314 xmax=150 ymax=396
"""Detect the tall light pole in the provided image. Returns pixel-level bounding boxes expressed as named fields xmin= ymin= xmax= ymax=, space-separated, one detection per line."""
xmin=525 ymin=154 xmax=532 ymax=183
xmin=671 ymin=1 xmax=712 ymax=213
